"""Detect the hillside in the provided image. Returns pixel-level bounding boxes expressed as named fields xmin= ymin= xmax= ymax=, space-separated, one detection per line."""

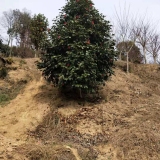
xmin=0 ymin=58 xmax=160 ymax=160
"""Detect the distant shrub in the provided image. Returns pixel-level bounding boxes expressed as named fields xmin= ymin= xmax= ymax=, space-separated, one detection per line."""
xmin=6 ymin=57 xmax=14 ymax=64
xmin=116 ymin=41 xmax=143 ymax=64
xmin=0 ymin=94 xmax=9 ymax=104
xmin=0 ymin=43 xmax=10 ymax=57
xmin=19 ymin=59 xmax=27 ymax=67
xmin=0 ymin=67 xmax=7 ymax=78
xmin=0 ymin=57 xmax=6 ymax=67
xmin=12 ymin=46 xmax=35 ymax=58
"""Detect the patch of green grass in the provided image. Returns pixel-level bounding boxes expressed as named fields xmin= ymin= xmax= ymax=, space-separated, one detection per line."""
xmin=0 ymin=94 xmax=9 ymax=106
xmin=0 ymin=80 xmax=27 ymax=107
xmin=19 ymin=59 xmax=27 ymax=67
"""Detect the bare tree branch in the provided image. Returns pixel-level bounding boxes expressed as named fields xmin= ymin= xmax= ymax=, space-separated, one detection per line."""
xmin=114 ymin=3 xmax=140 ymax=73
xmin=0 ymin=10 xmax=14 ymax=46
xmin=136 ymin=17 xmax=156 ymax=64
xmin=147 ymin=33 xmax=160 ymax=64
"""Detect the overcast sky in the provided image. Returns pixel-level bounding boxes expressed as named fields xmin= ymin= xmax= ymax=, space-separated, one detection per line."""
xmin=0 ymin=0 xmax=160 ymax=27
xmin=0 ymin=0 xmax=160 ymax=44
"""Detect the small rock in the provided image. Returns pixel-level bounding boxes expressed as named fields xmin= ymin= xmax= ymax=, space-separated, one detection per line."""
xmin=6 ymin=152 xmax=13 ymax=159
xmin=12 ymin=144 xmax=18 ymax=148
xmin=0 ymin=149 xmax=4 ymax=155
xmin=6 ymin=147 xmax=13 ymax=152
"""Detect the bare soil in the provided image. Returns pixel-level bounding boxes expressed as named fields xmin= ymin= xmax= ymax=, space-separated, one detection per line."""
xmin=0 ymin=59 xmax=160 ymax=160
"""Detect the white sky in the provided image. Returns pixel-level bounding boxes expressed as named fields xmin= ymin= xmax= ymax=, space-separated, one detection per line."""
xmin=0 ymin=0 xmax=160 ymax=27
xmin=0 ymin=0 xmax=160 ymax=42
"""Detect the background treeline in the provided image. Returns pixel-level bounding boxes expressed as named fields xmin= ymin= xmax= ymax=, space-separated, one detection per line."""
xmin=0 ymin=6 xmax=160 ymax=64
xmin=0 ymin=9 xmax=48 ymax=58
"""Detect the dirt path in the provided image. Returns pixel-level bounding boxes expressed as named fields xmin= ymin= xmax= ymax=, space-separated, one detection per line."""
xmin=0 ymin=80 xmax=49 ymax=139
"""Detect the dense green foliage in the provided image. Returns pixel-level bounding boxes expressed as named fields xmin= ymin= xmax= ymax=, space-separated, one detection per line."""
xmin=0 ymin=38 xmax=10 ymax=56
xmin=30 ymin=14 xmax=49 ymax=51
xmin=37 ymin=0 xmax=117 ymax=96
xmin=13 ymin=9 xmax=32 ymax=47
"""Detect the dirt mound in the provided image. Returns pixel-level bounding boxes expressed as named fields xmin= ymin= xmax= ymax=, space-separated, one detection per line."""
xmin=0 ymin=59 xmax=160 ymax=160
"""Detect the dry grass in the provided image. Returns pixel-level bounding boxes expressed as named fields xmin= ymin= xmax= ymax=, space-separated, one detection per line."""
xmin=16 ymin=144 xmax=77 ymax=160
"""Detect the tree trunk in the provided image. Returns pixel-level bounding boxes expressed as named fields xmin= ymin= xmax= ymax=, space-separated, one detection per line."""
xmin=143 ymin=47 xmax=147 ymax=64
xmin=126 ymin=52 xmax=129 ymax=73
xmin=8 ymin=35 xmax=11 ymax=46
xmin=9 ymin=37 xmax=13 ymax=57
xmin=153 ymin=55 xmax=157 ymax=64
xmin=79 ymin=88 xmax=82 ymax=98
xmin=119 ymin=52 xmax=122 ymax=60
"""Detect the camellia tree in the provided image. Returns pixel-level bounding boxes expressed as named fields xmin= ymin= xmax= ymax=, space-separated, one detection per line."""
xmin=37 ymin=0 xmax=117 ymax=97
xmin=30 ymin=13 xmax=49 ymax=56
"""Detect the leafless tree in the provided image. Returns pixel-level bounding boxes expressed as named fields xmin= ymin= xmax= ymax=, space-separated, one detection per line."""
xmin=114 ymin=3 xmax=141 ymax=73
xmin=0 ymin=10 xmax=14 ymax=47
xmin=114 ymin=2 xmax=159 ymax=67
xmin=147 ymin=33 xmax=160 ymax=64
xmin=136 ymin=19 xmax=154 ymax=64
xmin=114 ymin=4 xmax=130 ymax=61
